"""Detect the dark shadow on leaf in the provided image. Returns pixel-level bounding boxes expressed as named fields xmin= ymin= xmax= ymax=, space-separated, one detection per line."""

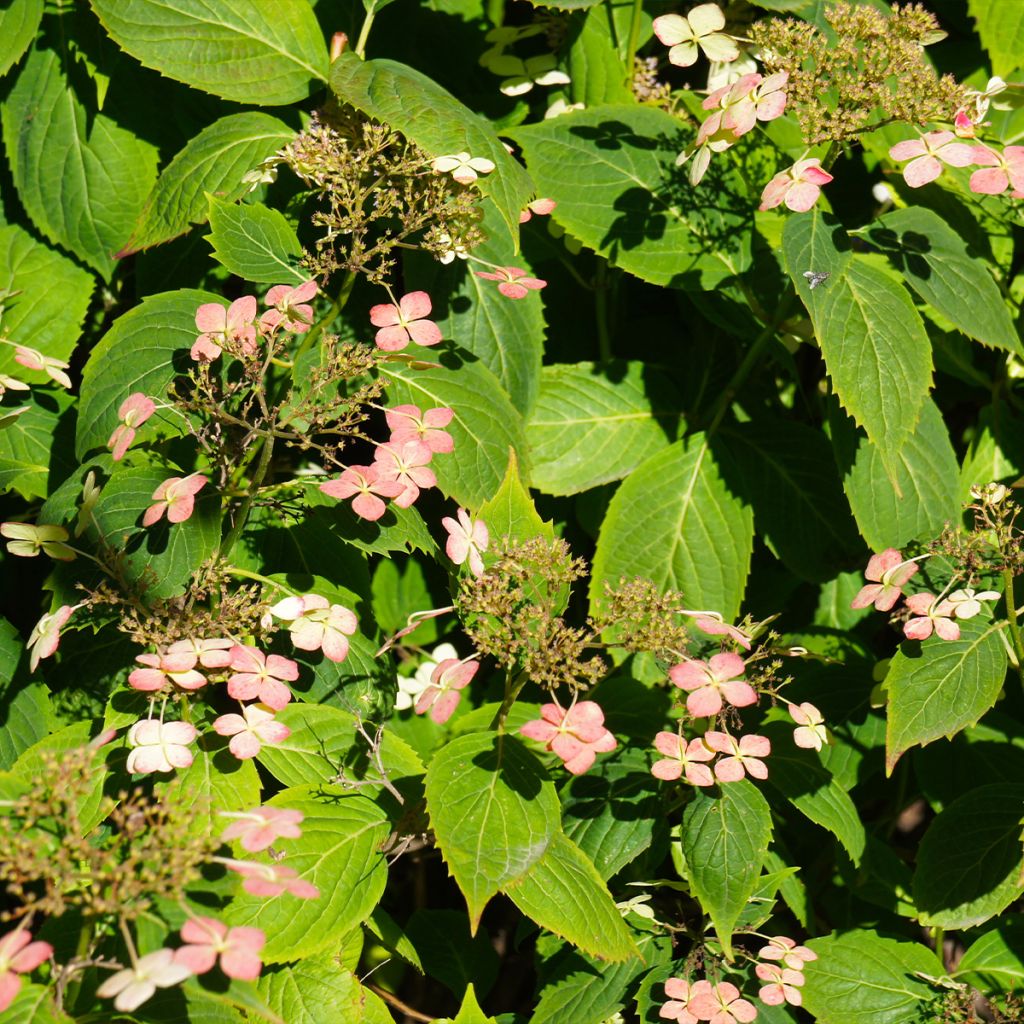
xmin=569 ymin=120 xmax=658 ymax=150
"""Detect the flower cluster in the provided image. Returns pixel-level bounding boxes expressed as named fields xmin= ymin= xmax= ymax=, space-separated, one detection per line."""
xmin=889 ymin=132 xmax=1023 ymax=197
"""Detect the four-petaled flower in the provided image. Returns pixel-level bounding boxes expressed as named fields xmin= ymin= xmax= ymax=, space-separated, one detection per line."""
xmin=759 ymin=935 xmax=818 ymax=970
xmin=759 ymin=158 xmax=834 ymax=213
xmin=788 ymin=702 xmax=828 ymax=751
xmin=474 ymin=267 xmax=547 ymax=300
xmin=192 ymin=296 xmax=258 ymax=361
xmin=220 ymin=807 xmax=304 ymax=852
xmin=1 ymin=522 xmax=75 ymax=560
xmin=704 ymin=731 xmax=771 ymax=782
xmin=488 ymin=54 xmax=571 ymax=96
xmin=651 ymin=732 xmax=715 ymax=786
xmin=442 ymin=508 xmax=489 ymax=577
xmin=369 ymin=292 xmax=443 ymax=351
xmin=270 ymin=594 xmax=358 ymax=663
xmin=27 ymin=604 xmax=74 ymax=671
xmin=374 ymin=440 xmax=437 ymax=507
xmin=0 ymin=928 xmax=53 ymax=1014
xmin=888 ymin=131 xmax=975 ymax=187
xmin=165 ymin=637 xmax=233 ymax=669
xmin=415 ymin=657 xmax=479 ymax=724
xmin=261 ymin=279 xmax=318 ymax=333
xmin=175 ymin=918 xmax=266 ymax=981
xmin=519 ymin=197 xmax=557 ymax=223
xmin=653 ymin=4 xmax=738 ymax=67
xmin=13 ymin=346 xmax=72 ymax=389
xmin=108 ymin=393 xmax=156 ymax=461
xmin=850 ymin=548 xmax=919 ymax=612
xmin=143 ymin=473 xmax=208 ymax=527
xmin=214 ymin=703 xmax=291 ymax=759
xmin=320 ymin=465 xmax=404 ymax=522
xmin=128 ymin=650 xmax=206 ymax=692
xmin=946 ymin=587 xmax=1000 ymax=620
xmin=223 ymin=859 xmax=320 ymax=899
xmin=688 ymin=980 xmax=758 ymax=1024
xmin=126 ymin=719 xmax=198 ymax=774
xmin=386 ymin=404 xmax=455 ymax=453
xmin=431 ymin=152 xmax=496 ymax=184
xmin=96 ymin=949 xmax=192 ymax=1012
xmin=660 ymin=977 xmax=714 ymax=1024
xmin=396 ymin=643 xmax=458 ymax=711
xmin=226 ymin=645 xmax=298 ymax=710
xmin=970 ymin=145 xmax=1024 ymax=196
xmin=756 ymin=962 xmax=806 ymax=1007
xmin=520 ymin=701 xmax=618 ymax=775
xmin=669 ymin=652 xmax=755 ymax=718
xmin=903 ymin=592 xmax=959 ymax=641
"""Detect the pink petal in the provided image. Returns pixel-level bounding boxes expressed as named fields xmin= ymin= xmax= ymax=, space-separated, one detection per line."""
xmin=889 ymin=139 xmax=926 ymax=161
xmin=375 ymin=325 xmax=411 ymax=351
xmin=399 ymin=291 xmax=433 ymax=320
xmin=686 ymin=686 xmax=723 ymax=717
xmin=720 ymin=679 xmax=757 ymax=707
xmin=368 ymin=303 xmax=401 ymax=328
xmin=784 ymin=181 xmax=822 ymax=212
xmin=406 ymin=319 xmax=443 ymax=347
xmin=652 ymin=758 xmax=683 ymax=780
xmin=903 ymin=154 xmax=942 ymax=187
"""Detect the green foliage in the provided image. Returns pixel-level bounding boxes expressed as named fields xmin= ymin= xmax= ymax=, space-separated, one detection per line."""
xmin=207 ymin=197 xmax=307 ymax=285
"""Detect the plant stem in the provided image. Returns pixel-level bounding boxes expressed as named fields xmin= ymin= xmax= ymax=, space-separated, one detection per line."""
xmin=491 ymin=670 xmax=528 ymax=733
xmin=624 ymin=0 xmax=644 ymax=84
xmin=355 ymin=4 xmax=376 ymax=57
xmin=219 ymin=432 xmax=275 ymax=559
xmin=1002 ymin=567 xmax=1024 ymax=677
xmin=226 ymin=566 xmax=302 ymax=595
xmin=291 ymin=271 xmax=356 ymax=368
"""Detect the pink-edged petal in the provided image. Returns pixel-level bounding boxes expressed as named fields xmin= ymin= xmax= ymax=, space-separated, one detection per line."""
xmin=399 ymin=291 xmax=433 ymax=319
xmin=903 ymin=154 xmax=942 ymax=187
xmin=406 ymin=319 xmax=443 ymax=347
xmin=375 ymin=325 xmax=411 ymax=351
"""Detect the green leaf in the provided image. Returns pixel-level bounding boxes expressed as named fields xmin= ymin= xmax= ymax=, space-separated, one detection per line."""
xmin=406 ymin=910 xmax=499 ymax=999
xmin=968 ymin=0 xmax=1024 ymax=78
xmin=868 ymin=207 xmax=1021 ymax=355
xmin=526 ymin=361 xmax=683 ymax=496
xmin=913 ymin=783 xmax=1024 ymax=928
xmin=955 ymin=917 xmax=1024 ymax=993
xmin=424 ymin=732 xmax=561 ymax=928
xmin=678 ymin=779 xmax=772 ymax=958
xmin=77 ymin=288 xmax=218 ymax=459
xmin=207 ymin=196 xmax=306 ymax=285
xmin=231 ymin=787 xmax=390 ymax=963
xmin=832 ymin=397 xmax=962 ymax=550
xmin=258 ymin=957 xmax=392 ymax=1024
xmin=329 ymin=53 xmax=534 ymax=238
xmin=590 ymin=433 xmax=754 ymax=623
xmin=567 ymin=7 xmax=633 ymax=106
xmin=161 ymin=745 xmax=261 ymax=841
xmin=0 ymin=224 xmax=94 ymax=375
xmin=1 ymin=47 xmax=159 ymax=278
xmin=255 ymin=702 xmax=358 ymax=787
xmin=801 ymin=931 xmax=944 ymax=1024
xmin=784 ymin=214 xmax=932 ymax=463
xmin=513 ymin=105 xmax=752 ymax=288
xmin=381 ymin=361 xmax=529 ymax=509
xmin=453 ymin=985 xmax=498 ymax=1024
xmin=533 ymin=0 xmax=602 ymax=8
xmin=1 ymin=983 xmax=73 ymax=1024
xmin=478 ymin=448 xmax=553 ymax=548
xmin=124 ymin=113 xmax=296 ymax=254
xmin=0 ymin=389 xmax=75 ymax=500
xmin=0 ymin=681 xmax=54 ymax=771
xmin=0 ymin=0 xmax=42 ymax=79
xmin=505 ymin=831 xmax=639 ymax=962
xmin=885 ymin=616 xmax=1008 ymax=773
xmin=89 ymin=0 xmax=328 ymax=105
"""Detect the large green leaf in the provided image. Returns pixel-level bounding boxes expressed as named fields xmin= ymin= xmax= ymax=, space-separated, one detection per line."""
xmin=478 ymin=449 xmax=553 ymax=549
xmin=207 ymin=197 xmax=307 ymax=285
xmin=255 ymin=702 xmax=358 ymax=787
xmin=0 ymin=680 xmax=53 ymax=771
xmin=0 ymin=389 xmax=75 ymax=500
xmin=590 ymin=433 xmax=754 ymax=623
xmin=89 ymin=0 xmax=328 ymax=105
xmin=230 ymin=787 xmax=390 ymax=963
xmin=77 ymin=288 xmax=217 ymax=459
xmin=885 ymin=616 xmax=1008 ymax=773
xmin=833 ymin=397 xmax=962 ymax=550
xmin=513 ymin=105 xmax=752 ymax=288
xmin=868 ymin=206 xmax=1020 ymax=354
xmin=1 ymin=984 xmax=73 ymax=1024
xmin=123 ymin=113 xmax=296 ymax=254
xmin=678 ymin=779 xmax=772 ymax=958
xmin=258 ymin=957 xmax=392 ymax=1024
xmin=527 ymin=361 xmax=683 ymax=496
xmin=567 ymin=6 xmax=633 ymax=106
xmin=801 ymin=932 xmax=943 ymax=1024
xmin=329 ymin=53 xmax=534 ymax=238
xmin=784 ymin=214 xmax=932 ymax=464
xmin=1 ymin=47 xmax=158 ymax=278
xmin=424 ymin=732 xmax=561 ymax=928
xmin=0 ymin=0 xmax=42 ymax=79
xmin=955 ymin=917 xmax=1024 ymax=994
xmin=162 ymin=746 xmax=261 ymax=842
xmin=913 ymin=783 xmax=1024 ymax=928
xmin=968 ymin=0 xmax=1024 ymax=78
xmin=381 ymin=361 xmax=528 ymax=509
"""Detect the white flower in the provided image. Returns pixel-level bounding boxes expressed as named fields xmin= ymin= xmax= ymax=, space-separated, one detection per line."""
xmin=487 ymin=54 xmax=571 ymax=96
xmin=545 ymin=98 xmax=585 ymax=120
xmin=396 ymin=643 xmax=458 ymax=711
xmin=652 ymin=4 xmax=739 ymax=68
xmin=126 ymin=719 xmax=197 ymax=773
xmin=430 ymin=152 xmax=496 ymax=185
xmin=96 ymin=949 xmax=191 ymax=1011
xmin=946 ymin=588 xmax=1000 ymax=620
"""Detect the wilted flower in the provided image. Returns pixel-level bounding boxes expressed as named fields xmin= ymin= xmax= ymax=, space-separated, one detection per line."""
xmin=27 ymin=604 xmax=74 ymax=672
xmin=214 ymin=703 xmax=291 ymax=759
xmin=850 ymin=548 xmax=919 ymax=612
xmin=261 ymin=279 xmax=317 ymax=333
xmin=653 ymin=4 xmax=738 ymax=67
xmin=692 ymin=615 xmax=752 ymax=650
xmin=442 ymin=508 xmax=489 ymax=576
xmin=520 ymin=701 xmax=617 ymax=774
xmin=75 ymin=471 xmax=102 ymax=537
xmin=126 ymin=719 xmax=198 ymax=774
xmin=108 ymin=393 xmax=156 ymax=461
xmin=96 ymin=949 xmax=191 ymax=1012
xmin=1 ymin=522 xmax=75 ymax=560
xmin=142 ymin=473 xmax=208 ymax=527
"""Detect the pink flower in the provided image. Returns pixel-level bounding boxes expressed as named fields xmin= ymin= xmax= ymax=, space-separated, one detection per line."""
xmin=474 ymin=267 xmax=547 ymax=300
xmin=954 ymin=109 xmax=977 ymax=138
xmin=653 ymin=4 xmax=739 ymax=67
xmin=320 ymin=464 xmax=404 ymax=522
xmin=850 ymin=548 xmax=919 ymax=612
xmin=704 ymin=731 xmax=771 ymax=782
xmin=108 ymin=393 xmax=156 ymax=461
xmin=126 ymin=719 xmax=198 ymax=774
xmin=142 ymin=473 xmax=208 ymax=527
xmin=13 ymin=346 xmax=72 ymax=389
xmin=520 ymin=701 xmax=618 ymax=775
xmin=220 ymin=807 xmax=304 ymax=852
xmin=192 ymin=296 xmax=258 ymax=361
xmin=414 ymin=657 xmax=479 ymax=724
xmin=129 ymin=650 xmax=207 ymax=692
xmin=261 ymin=279 xmax=318 ymax=333
xmin=701 ymin=72 xmax=787 ymax=140
xmin=651 ymin=732 xmax=715 ymax=786
xmin=386 ymin=404 xmax=455 ymax=454
xmin=903 ymin=592 xmax=960 ymax=641
xmin=226 ymin=645 xmax=298 ymax=710
xmin=96 ymin=948 xmax=191 ymax=1012
xmin=374 ymin=441 xmax=436 ymax=508
xmin=369 ymin=291 xmax=442 ymax=350
xmin=669 ymin=652 xmax=755 ymax=718
xmin=693 ymin=616 xmax=752 ymax=650
xmin=519 ymin=197 xmax=557 ymax=223
xmin=888 ymin=131 xmax=975 ymax=187
xmin=660 ymin=977 xmax=714 ymax=1024
xmin=223 ymin=860 xmax=319 ymax=899
xmin=969 ymin=145 xmax=1024 ymax=196
xmin=759 ymin=935 xmax=818 ymax=969
xmin=175 ymin=918 xmax=265 ymax=981
xmin=442 ymin=508 xmax=489 ymax=576
xmin=756 ymin=963 xmax=805 ymax=1007
xmin=759 ymin=158 xmax=833 ymax=213
xmin=214 ymin=703 xmax=291 ymax=759
xmin=269 ymin=594 xmax=358 ymax=663
xmin=165 ymin=637 xmax=233 ymax=669
xmin=688 ymin=980 xmax=758 ymax=1024
xmin=27 ymin=604 xmax=74 ymax=671
xmin=0 ymin=929 xmax=53 ymax=1014
xmin=788 ymin=702 xmax=827 ymax=751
